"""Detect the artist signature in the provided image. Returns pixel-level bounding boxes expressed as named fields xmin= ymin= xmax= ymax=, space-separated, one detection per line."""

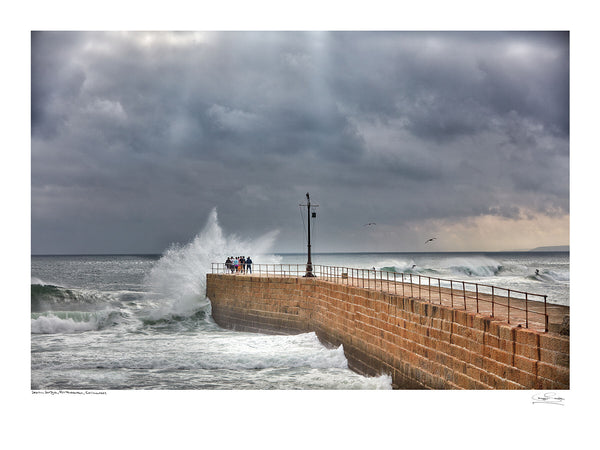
xmin=532 ymin=392 xmax=565 ymax=406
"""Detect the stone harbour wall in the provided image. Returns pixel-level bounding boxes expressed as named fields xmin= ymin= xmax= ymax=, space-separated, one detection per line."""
xmin=206 ymin=274 xmax=569 ymax=390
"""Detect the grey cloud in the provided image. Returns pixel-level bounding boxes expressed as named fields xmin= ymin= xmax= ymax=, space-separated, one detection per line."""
xmin=327 ymin=32 xmax=568 ymax=143
xmin=31 ymin=31 xmax=569 ymax=254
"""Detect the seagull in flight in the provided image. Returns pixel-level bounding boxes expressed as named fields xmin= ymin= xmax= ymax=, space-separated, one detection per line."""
xmin=364 ymin=222 xmax=377 ymax=226
xmin=424 ymin=237 xmax=437 ymax=244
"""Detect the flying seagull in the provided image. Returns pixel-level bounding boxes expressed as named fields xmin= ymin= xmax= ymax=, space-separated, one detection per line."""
xmin=364 ymin=222 xmax=376 ymax=226
xmin=424 ymin=237 xmax=437 ymax=244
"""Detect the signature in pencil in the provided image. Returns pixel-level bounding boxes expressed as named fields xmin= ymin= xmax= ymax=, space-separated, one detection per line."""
xmin=532 ymin=392 xmax=565 ymax=406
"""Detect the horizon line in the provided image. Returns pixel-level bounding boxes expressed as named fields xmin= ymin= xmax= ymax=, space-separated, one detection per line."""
xmin=31 ymin=248 xmax=570 ymax=257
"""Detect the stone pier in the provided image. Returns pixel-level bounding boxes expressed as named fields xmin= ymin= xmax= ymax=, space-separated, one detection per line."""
xmin=206 ymin=274 xmax=569 ymax=389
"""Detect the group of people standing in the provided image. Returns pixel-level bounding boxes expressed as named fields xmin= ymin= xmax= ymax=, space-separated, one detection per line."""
xmin=225 ymin=256 xmax=253 ymax=274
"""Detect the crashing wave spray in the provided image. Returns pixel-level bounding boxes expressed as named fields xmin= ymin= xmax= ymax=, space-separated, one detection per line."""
xmin=143 ymin=208 xmax=280 ymax=320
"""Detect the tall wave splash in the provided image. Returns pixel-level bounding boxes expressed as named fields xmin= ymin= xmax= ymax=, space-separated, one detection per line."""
xmin=142 ymin=208 xmax=280 ymax=320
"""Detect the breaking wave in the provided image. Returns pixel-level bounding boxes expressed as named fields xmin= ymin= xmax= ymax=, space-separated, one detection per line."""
xmin=445 ymin=257 xmax=503 ymax=277
xmin=31 ymin=284 xmax=118 ymax=312
xmin=375 ymin=256 xmax=502 ymax=277
xmin=31 ymin=310 xmax=123 ymax=334
xmin=141 ymin=208 xmax=280 ymax=320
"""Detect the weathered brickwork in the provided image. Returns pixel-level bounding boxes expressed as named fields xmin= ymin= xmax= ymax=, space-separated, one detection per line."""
xmin=206 ymin=274 xmax=569 ymax=390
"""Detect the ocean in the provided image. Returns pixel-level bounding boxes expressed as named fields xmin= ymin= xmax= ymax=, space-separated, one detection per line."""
xmin=31 ymin=213 xmax=569 ymax=390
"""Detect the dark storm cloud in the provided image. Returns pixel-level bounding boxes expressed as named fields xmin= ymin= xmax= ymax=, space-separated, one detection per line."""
xmin=330 ymin=32 xmax=569 ymax=140
xmin=31 ymin=31 xmax=569 ymax=254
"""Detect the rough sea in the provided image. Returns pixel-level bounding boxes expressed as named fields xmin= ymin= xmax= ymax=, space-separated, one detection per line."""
xmin=31 ymin=211 xmax=569 ymax=390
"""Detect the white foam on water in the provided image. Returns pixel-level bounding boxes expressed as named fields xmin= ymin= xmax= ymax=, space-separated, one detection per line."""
xmin=200 ymin=332 xmax=349 ymax=370
xmin=31 ymin=313 xmax=99 ymax=334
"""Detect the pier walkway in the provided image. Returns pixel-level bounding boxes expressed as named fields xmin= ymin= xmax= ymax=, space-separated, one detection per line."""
xmin=211 ymin=263 xmax=569 ymax=334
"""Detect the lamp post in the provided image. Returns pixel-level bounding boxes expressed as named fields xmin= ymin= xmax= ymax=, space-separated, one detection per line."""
xmin=301 ymin=192 xmax=318 ymax=277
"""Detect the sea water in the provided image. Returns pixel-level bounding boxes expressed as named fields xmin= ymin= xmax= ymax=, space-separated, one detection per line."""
xmin=276 ymin=251 xmax=569 ymax=306
xmin=31 ymin=210 xmax=568 ymax=390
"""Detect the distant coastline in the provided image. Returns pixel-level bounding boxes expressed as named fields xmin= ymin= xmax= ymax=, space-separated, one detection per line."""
xmin=529 ymin=245 xmax=569 ymax=252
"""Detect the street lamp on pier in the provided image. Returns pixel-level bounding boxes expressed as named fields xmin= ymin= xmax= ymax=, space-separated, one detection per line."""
xmin=300 ymin=192 xmax=318 ymax=277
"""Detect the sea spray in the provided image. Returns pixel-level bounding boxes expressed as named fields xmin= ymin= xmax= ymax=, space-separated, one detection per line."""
xmin=31 ymin=276 xmax=48 ymax=286
xmin=143 ymin=208 xmax=280 ymax=319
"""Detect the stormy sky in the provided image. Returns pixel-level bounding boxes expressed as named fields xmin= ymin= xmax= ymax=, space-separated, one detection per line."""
xmin=31 ymin=31 xmax=569 ymax=254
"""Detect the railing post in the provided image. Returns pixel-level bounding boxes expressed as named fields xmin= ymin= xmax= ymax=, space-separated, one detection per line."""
xmin=491 ymin=286 xmax=495 ymax=318
xmin=462 ymin=281 xmax=466 ymax=310
xmin=476 ymin=284 xmax=479 ymax=314
xmin=525 ymin=293 xmax=529 ymax=329
xmin=428 ymin=277 xmax=431 ymax=302
xmin=450 ymin=280 xmax=454 ymax=308
xmin=402 ymin=273 xmax=405 ymax=297
xmin=544 ymin=295 xmax=548 ymax=332
xmin=507 ymin=289 xmax=511 ymax=324
xmin=418 ymin=275 xmax=421 ymax=299
xmin=410 ymin=274 xmax=413 ymax=297
xmin=438 ymin=279 xmax=442 ymax=305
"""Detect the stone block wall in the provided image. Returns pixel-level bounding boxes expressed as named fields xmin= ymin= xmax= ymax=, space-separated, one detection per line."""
xmin=206 ymin=274 xmax=569 ymax=390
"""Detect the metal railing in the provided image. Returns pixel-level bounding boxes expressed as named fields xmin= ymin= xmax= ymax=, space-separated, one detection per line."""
xmin=210 ymin=263 xmax=550 ymax=332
